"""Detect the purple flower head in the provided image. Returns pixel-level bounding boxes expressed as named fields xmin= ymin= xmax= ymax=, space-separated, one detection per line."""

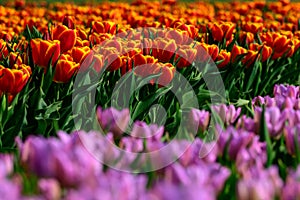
xmin=284 ymin=124 xmax=300 ymax=156
xmin=17 ymin=131 xmax=102 ymax=187
xmin=237 ymin=166 xmax=283 ymax=200
xmin=212 ymin=104 xmax=241 ymax=126
xmin=38 ymin=179 xmax=61 ymax=200
xmin=187 ymin=108 xmax=210 ymax=133
xmin=130 ymin=121 xmax=164 ymax=140
xmin=254 ymin=106 xmax=286 ymax=138
xmin=156 ymin=162 xmax=230 ymax=198
xmin=148 ymin=181 xmax=215 ymax=200
xmin=274 ymin=84 xmax=300 ymax=99
xmin=96 ymin=107 xmax=130 ymax=138
xmin=0 ymin=179 xmax=21 ymax=200
xmin=236 ymin=115 xmax=256 ymax=132
xmin=281 ymin=166 xmax=300 ymax=200
xmin=65 ymin=170 xmax=147 ymax=200
xmin=236 ymin=136 xmax=267 ymax=175
xmin=252 ymin=96 xmax=276 ymax=108
xmin=0 ymin=154 xmax=14 ymax=178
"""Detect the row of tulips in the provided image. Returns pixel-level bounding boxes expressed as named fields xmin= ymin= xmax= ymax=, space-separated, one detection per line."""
xmin=0 ymin=84 xmax=299 ymax=199
xmin=0 ymin=0 xmax=300 ymax=147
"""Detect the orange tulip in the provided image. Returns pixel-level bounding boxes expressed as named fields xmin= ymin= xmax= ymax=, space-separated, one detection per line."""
xmin=53 ymin=55 xmax=80 ymax=83
xmin=80 ymin=51 xmax=104 ymax=73
xmin=242 ymin=22 xmax=264 ymax=34
xmin=211 ymin=22 xmax=235 ymax=42
xmin=242 ymin=50 xmax=259 ymax=68
xmin=175 ymin=45 xmax=197 ymax=68
xmin=71 ymin=46 xmax=91 ymax=64
xmin=153 ymin=63 xmax=176 ymax=86
xmin=231 ymin=44 xmax=247 ymax=62
xmin=151 ymin=38 xmax=177 ymax=63
xmin=30 ymin=39 xmax=60 ymax=68
xmin=52 ymin=25 xmax=76 ymax=53
xmin=92 ymin=21 xmax=117 ymax=35
xmin=62 ymin=16 xmax=75 ymax=29
xmin=216 ymin=50 xmax=231 ymax=68
xmin=249 ymin=43 xmax=272 ymax=62
xmin=0 ymin=64 xmax=31 ymax=95
xmin=8 ymin=52 xmax=22 ymax=68
xmin=239 ymin=31 xmax=254 ymax=46
xmin=132 ymin=54 xmax=159 ymax=77
xmin=0 ymin=39 xmax=9 ymax=60
xmin=195 ymin=42 xmax=219 ymax=62
xmin=89 ymin=33 xmax=112 ymax=45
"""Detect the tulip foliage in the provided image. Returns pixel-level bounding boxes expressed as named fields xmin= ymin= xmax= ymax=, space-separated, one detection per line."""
xmin=1 ymin=0 xmax=300 ymax=199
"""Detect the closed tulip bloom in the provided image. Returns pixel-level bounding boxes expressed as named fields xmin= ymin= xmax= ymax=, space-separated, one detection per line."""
xmin=152 ymin=38 xmax=177 ymax=63
xmin=242 ymin=22 xmax=264 ymax=34
xmin=71 ymin=46 xmax=91 ymax=64
xmin=187 ymin=108 xmax=210 ymax=133
xmin=92 ymin=21 xmax=117 ymax=35
xmin=211 ymin=22 xmax=235 ymax=42
xmin=62 ymin=15 xmax=75 ymax=29
xmin=242 ymin=50 xmax=259 ymax=68
xmin=175 ymin=45 xmax=197 ymax=68
xmin=0 ymin=64 xmax=31 ymax=95
xmin=284 ymin=125 xmax=300 ymax=156
xmin=52 ymin=24 xmax=76 ymax=53
xmin=96 ymin=107 xmax=130 ymax=138
xmin=8 ymin=52 xmax=22 ymax=68
xmin=53 ymin=55 xmax=80 ymax=83
xmin=154 ymin=63 xmax=176 ymax=86
xmin=0 ymin=39 xmax=9 ymax=60
xmin=30 ymin=39 xmax=60 ymax=68
xmin=216 ymin=50 xmax=231 ymax=68
xmin=231 ymin=44 xmax=247 ymax=62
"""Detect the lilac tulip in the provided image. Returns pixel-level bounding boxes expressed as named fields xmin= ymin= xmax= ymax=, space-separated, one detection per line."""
xmin=211 ymin=104 xmax=241 ymax=126
xmin=273 ymin=84 xmax=299 ymax=99
xmin=38 ymin=179 xmax=61 ymax=200
xmin=281 ymin=166 xmax=300 ymax=200
xmin=130 ymin=121 xmax=164 ymax=140
xmin=96 ymin=107 xmax=130 ymax=138
xmin=0 ymin=154 xmax=14 ymax=178
xmin=188 ymin=108 xmax=210 ymax=133
xmin=284 ymin=125 xmax=300 ymax=156
xmin=237 ymin=166 xmax=283 ymax=200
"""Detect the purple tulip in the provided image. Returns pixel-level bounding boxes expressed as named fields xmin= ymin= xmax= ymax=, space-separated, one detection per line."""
xmin=273 ymin=84 xmax=299 ymax=99
xmin=281 ymin=166 xmax=300 ymax=200
xmin=96 ymin=107 xmax=130 ymax=138
xmin=38 ymin=179 xmax=61 ymax=200
xmin=211 ymin=104 xmax=241 ymax=126
xmin=237 ymin=166 xmax=283 ymax=200
xmin=0 ymin=154 xmax=14 ymax=178
xmin=254 ymin=107 xmax=286 ymax=138
xmin=130 ymin=121 xmax=164 ymax=140
xmin=17 ymin=132 xmax=102 ymax=187
xmin=0 ymin=179 xmax=21 ymax=200
xmin=252 ymin=96 xmax=276 ymax=108
xmin=188 ymin=108 xmax=210 ymax=133
xmin=284 ymin=125 xmax=300 ymax=156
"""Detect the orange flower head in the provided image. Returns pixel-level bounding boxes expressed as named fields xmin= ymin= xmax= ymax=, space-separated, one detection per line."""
xmin=52 ymin=24 xmax=76 ymax=53
xmin=30 ymin=39 xmax=60 ymax=68
xmin=211 ymin=22 xmax=235 ymax=42
xmin=0 ymin=64 xmax=31 ymax=95
xmin=54 ymin=56 xmax=80 ymax=83
xmin=216 ymin=50 xmax=231 ymax=68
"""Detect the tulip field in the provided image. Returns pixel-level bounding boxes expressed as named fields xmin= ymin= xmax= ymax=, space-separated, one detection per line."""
xmin=2 ymin=0 xmax=300 ymax=199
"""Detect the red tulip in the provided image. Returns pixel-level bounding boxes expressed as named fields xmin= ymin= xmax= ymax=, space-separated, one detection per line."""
xmin=52 ymin=25 xmax=76 ymax=53
xmin=53 ymin=55 xmax=80 ymax=83
xmin=30 ymin=39 xmax=60 ymax=68
xmin=0 ymin=64 xmax=31 ymax=95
